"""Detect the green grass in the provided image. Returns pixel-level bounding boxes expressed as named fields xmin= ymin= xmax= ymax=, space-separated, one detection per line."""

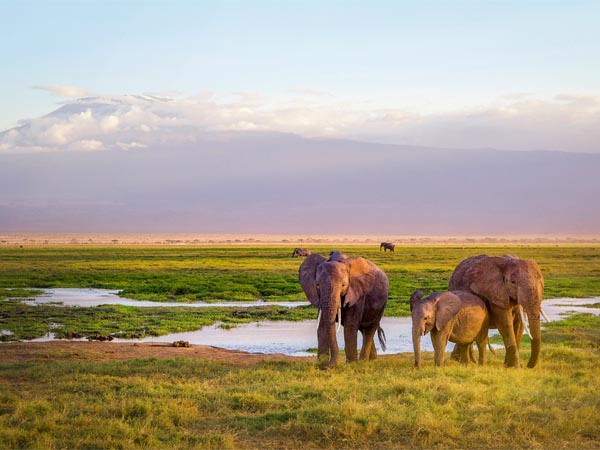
xmin=1 ymin=245 xmax=599 ymax=448
xmin=1 ymin=245 xmax=599 ymax=303
xmin=1 ymin=245 xmax=599 ymax=341
xmin=0 ymin=299 xmax=315 ymax=341
xmin=0 ymin=315 xmax=599 ymax=449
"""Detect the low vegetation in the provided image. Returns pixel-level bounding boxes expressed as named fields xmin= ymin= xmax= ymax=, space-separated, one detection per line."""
xmin=1 ymin=245 xmax=599 ymax=341
xmin=0 ymin=314 xmax=598 ymax=449
xmin=1 ymin=245 xmax=599 ymax=448
xmin=1 ymin=245 xmax=599 ymax=303
xmin=0 ymin=298 xmax=314 ymax=341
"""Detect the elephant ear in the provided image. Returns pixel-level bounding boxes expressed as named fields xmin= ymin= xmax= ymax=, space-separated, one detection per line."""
xmin=467 ymin=256 xmax=510 ymax=309
xmin=409 ymin=289 xmax=424 ymax=312
xmin=435 ymin=293 xmax=463 ymax=331
xmin=298 ymin=254 xmax=326 ymax=306
xmin=344 ymin=257 xmax=373 ymax=308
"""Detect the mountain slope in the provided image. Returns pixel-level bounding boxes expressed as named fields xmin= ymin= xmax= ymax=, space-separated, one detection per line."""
xmin=0 ymin=135 xmax=598 ymax=234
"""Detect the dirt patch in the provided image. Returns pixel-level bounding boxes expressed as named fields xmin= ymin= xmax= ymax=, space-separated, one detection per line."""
xmin=0 ymin=341 xmax=311 ymax=366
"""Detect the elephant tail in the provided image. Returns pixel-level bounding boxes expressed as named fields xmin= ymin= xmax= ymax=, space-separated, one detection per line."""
xmin=377 ymin=326 xmax=387 ymax=352
xmin=487 ymin=338 xmax=497 ymax=355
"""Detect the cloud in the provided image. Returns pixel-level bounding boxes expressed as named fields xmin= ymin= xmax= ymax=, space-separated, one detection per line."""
xmin=34 ymin=85 xmax=90 ymax=98
xmin=1 ymin=91 xmax=599 ymax=153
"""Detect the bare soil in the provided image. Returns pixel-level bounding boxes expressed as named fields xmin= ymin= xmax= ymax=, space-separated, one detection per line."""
xmin=2 ymin=232 xmax=598 ymax=245
xmin=0 ymin=341 xmax=310 ymax=366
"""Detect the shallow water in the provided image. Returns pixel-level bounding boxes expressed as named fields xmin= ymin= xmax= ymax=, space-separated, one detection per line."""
xmin=8 ymin=288 xmax=600 ymax=356
xmin=20 ymin=288 xmax=309 ymax=308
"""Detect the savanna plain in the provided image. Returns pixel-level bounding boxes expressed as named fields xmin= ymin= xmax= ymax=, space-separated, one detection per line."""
xmin=0 ymin=244 xmax=599 ymax=449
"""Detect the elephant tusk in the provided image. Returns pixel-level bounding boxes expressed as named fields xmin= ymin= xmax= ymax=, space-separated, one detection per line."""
xmin=336 ymin=306 xmax=342 ymax=334
xmin=520 ymin=306 xmax=532 ymax=340
xmin=316 ymin=309 xmax=321 ymax=331
xmin=541 ymin=307 xmax=550 ymax=323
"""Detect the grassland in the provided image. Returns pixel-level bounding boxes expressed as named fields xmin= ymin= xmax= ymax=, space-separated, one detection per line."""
xmin=1 ymin=245 xmax=599 ymax=341
xmin=1 ymin=245 xmax=599 ymax=301
xmin=0 ymin=314 xmax=599 ymax=449
xmin=1 ymin=245 xmax=599 ymax=448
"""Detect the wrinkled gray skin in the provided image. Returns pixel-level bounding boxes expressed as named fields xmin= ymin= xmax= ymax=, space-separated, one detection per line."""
xmin=380 ymin=242 xmax=395 ymax=252
xmin=449 ymin=254 xmax=544 ymax=368
xmin=410 ymin=290 xmax=489 ymax=368
xmin=292 ymin=248 xmax=311 ymax=257
xmin=299 ymin=252 xmax=389 ymax=370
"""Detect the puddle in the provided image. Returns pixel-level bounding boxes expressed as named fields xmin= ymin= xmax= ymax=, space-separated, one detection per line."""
xmin=29 ymin=317 xmax=428 ymax=357
xmin=539 ymin=297 xmax=600 ymax=320
xmin=15 ymin=288 xmax=308 ymax=308
xmin=5 ymin=288 xmax=599 ymax=356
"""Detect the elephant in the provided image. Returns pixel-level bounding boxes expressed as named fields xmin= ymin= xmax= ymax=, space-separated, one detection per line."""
xmin=448 ymin=254 xmax=544 ymax=368
xmin=380 ymin=242 xmax=395 ymax=252
xmin=410 ymin=289 xmax=489 ymax=368
xmin=292 ymin=248 xmax=311 ymax=258
xmin=299 ymin=252 xmax=389 ymax=369
xmin=328 ymin=250 xmax=348 ymax=261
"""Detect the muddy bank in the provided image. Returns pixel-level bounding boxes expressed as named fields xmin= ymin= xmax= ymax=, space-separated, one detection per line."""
xmin=0 ymin=341 xmax=312 ymax=366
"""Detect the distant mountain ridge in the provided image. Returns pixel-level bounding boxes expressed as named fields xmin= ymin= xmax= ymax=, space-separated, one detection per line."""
xmin=1 ymin=134 xmax=598 ymax=234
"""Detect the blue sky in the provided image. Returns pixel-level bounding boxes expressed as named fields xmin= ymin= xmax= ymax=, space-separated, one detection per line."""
xmin=1 ymin=0 xmax=599 ymax=151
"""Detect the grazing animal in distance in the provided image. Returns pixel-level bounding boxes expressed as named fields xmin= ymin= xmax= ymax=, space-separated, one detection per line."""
xmin=292 ymin=248 xmax=312 ymax=258
xmin=380 ymin=242 xmax=395 ymax=252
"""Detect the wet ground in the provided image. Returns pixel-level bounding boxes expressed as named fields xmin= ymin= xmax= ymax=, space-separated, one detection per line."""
xmin=6 ymin=288 xmax=600 ymax=356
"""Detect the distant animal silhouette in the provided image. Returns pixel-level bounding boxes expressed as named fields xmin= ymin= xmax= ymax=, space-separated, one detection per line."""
xmin=292 ymin=248 xmax=311 ymax=257
xmin=380 ymin=242 xmax=395 ymax=252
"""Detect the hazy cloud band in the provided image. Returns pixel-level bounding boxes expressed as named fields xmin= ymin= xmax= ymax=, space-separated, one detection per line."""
xmin=1 ymin=91 xmax=599 ymax=153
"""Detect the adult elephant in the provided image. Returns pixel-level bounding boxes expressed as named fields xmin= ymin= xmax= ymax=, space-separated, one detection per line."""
xmin=449 ymin=254 xmax=544 ymax=368
xmin=380 ymin=242 xmax=395 ymax=252
xmin=299 ymin=253 xmax=388 ymax=370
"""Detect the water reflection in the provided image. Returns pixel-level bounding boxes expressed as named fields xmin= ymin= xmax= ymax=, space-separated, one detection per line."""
xmin=109 ymin=317 xmax=426 ymax=356
xmin=24 ymin=288 xmax=308 ymax=308
xmin=8 ymin=288 xmax=600 ymax=356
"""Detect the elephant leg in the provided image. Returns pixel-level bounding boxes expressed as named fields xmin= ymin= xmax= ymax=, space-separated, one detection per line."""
xmin=344 ymin=323 xmax=359 ymax=363
xmin=476 ymin=338 xmax=487 ymax=365
xmin=491 ymin=304 xmax=520 ymax=368
xmin=461 ymin=344 xmax=471 ymax=365
xmin=317 ymin=319 xmax=330 ymax=363
xmin=359 ymin=326 xmax=377 ymax=361
xmin=369 ymin=340 xmax=378 ymax=360
xmin=512 ymin=307 xmax=524 ymax=349
xmin=450 ymin=343 xmax=462 ymax=361
xmin=452 ymin=343 xmax=470 ymax=365
xmin=432 ymin=331 xmax=448 ymax=367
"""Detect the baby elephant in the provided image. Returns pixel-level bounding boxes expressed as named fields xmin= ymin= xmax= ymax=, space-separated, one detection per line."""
xmin=410 ymin=290 xmax=489 ymax=368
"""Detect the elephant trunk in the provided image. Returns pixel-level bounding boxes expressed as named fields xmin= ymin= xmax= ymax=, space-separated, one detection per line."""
xmin=526 ymin=310 xmax=541 ymax=368
xmin=412 ymin=324 xmax=422 ymax=369
xmin=319 ymin=301 xmax=340 ymax=370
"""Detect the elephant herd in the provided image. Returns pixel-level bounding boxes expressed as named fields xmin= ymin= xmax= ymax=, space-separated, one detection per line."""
xmin=299 ymin=252 xmax=545 ymax=370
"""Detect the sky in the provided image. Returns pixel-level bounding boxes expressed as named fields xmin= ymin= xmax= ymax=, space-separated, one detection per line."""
xmin=1 ymin=0 xmax=599 ymax=234
xmin=1 ymin=0 xmax=600 ymax=153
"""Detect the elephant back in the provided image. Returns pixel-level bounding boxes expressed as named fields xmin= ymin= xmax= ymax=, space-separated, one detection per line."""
xmin=448 ymin=254 xmax=488 ymax=291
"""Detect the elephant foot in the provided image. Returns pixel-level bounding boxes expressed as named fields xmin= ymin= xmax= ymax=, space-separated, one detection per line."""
xmin=503 ymin=346 xmax=521 ymax=368
xmin=450 ymin=345 xmax=462 ymax=362
xmin=320 ymin=361 xmax=337 ymax=370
